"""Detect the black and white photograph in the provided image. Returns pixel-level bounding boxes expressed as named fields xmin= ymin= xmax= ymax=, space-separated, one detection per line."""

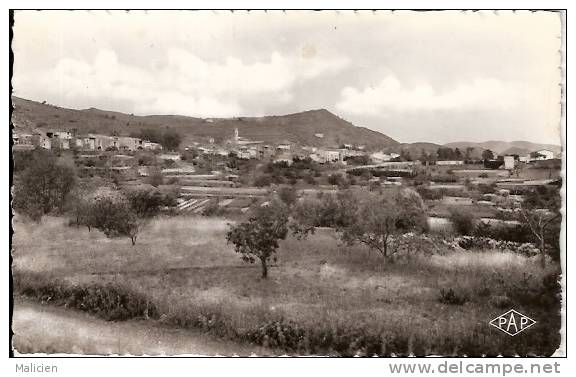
xmin=8 ymin=9 xmax=566 ymax=359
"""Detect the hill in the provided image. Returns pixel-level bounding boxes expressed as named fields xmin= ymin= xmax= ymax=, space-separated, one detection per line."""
xmin=444 ymin=140 xmax=562 ymax=156
xmin=10 ymin=97 xmax=398 ymax=150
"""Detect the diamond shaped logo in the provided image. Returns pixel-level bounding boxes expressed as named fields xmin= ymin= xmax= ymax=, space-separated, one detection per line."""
xmin=490 ymin=309 xmax=536 ymax=336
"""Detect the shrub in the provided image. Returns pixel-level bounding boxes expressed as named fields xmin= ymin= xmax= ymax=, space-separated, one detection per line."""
xmin=12 ymin=155 xmax=76 ymax=221
xmin=438 ymin=288 xmax=468 ymax=305
xmin=449 ymin=207 xmax=476 ymax=235
xmin=416 ymin=187 xmax=446 ymax=200
xmin=14 ymin=272 xmax=158 ymax=321
xmin=254 ymin=175 xmax=272 ymax=187
xmin=148 ymin=169 xmax=164 ymax=187
xmin=201 ymin=201 xmax=226 ymax=217
xmin=276 ymin=185 xmax=298 ymax=207
xmin=125 ymin=188 xmax=176 ymax=218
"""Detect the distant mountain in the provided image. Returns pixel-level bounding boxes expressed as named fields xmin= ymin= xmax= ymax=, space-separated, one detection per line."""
xmin=10 ymin=97 xmax=398 ymax=150
xmin=389 ymin=142 xmax=442 ymax=158
xmin=443 ymin=140 xmax=562 ymax=156
xmin=500 ymin=146 xmax=531 ymax=156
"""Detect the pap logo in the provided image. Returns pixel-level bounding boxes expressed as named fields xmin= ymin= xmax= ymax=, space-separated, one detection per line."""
xmin=490 ymin=309 xmax=536 ymax=336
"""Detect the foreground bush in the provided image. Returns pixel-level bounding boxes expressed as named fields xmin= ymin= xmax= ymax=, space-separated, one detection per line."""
xmin=13 ymin=156 xmax=76 ymax=221
xmin=14 ymin=272 xmax=158 ymax=321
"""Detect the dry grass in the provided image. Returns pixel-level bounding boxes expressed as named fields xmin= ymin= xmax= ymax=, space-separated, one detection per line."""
xmin=12 ymin=215 xmax=561 ymax=356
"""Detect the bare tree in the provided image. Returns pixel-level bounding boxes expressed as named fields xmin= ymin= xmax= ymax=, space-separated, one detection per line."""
xmin=517 ymin=186 xmax=562 ymax=268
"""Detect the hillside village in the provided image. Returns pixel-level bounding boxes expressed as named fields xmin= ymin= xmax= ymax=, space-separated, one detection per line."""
xmin=12 ymin=97 xmax=562 ymax=220
xmin=10 ymin=9 xmax=566 ymax=358
xmin=11 ymin=98 xmax=564 ymax=356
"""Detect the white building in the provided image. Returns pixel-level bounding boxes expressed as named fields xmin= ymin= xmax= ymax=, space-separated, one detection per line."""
xmin=370 ymin=152 xmax=400 ymax=163
xmin=503 ymin=155 xmax=516 ymax=170
xmin=521 ymin=149 xmax=555 ymax=163
xmin=535 ymin=150 xmax=555 ymax=160
xmin=436 ymin=160 xmax=465 ymax=166
xmin=319 ymin=149 xmax=342 ymax=163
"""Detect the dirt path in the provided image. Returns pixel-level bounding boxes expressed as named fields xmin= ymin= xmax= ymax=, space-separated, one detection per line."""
xmin=12 ymin=301 xmax=274 ymax=356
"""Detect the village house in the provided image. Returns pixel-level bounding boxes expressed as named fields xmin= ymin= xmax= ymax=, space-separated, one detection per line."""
xmin=318 ymin=149 xmax=342 ymax=163
xmin=520 ymin=149 xmax=555 ymax=163
xmin=117 ymin=136 xmax=143 ymax=151
xmin=32 ymin=132 xmax=51 ymax=149
xmin=276 ymin=144 xmax=291 ymax=151
xmin=273 ymin=152 xmax=294 ymax=165
xmin=503 ymin=155 xmax=516 ymax=169
xmin=12 ymin=132 xmax=35 ymax=151
xmin=46 ymin=130 xmax=72 ymax=149
xmin=143 ymin=141 xmax=163 ymax=150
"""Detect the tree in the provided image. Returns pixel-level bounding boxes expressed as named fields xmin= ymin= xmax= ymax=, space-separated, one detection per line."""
xmin=482 ymin=149 xmax=495 ymax=161
xmin=338 ymin=189 xmax=427 ymax=258
xmin=162 ymin=129 xmax=182 ymax=151
xmin=437 ymin=147 xmax=455 ymax=161
xmin=226 ymin=201 xmax=289 ymax=278
xmin=126 ymin=188 xmax=176 ymax=218
xmin=13 ymin=156 xmax=76 ymax=221
xmin=88 ymin=194 xmax=142 ymax=246
xmin=518 ymin=186 xmax=561 ymax=268
xmin=454 ymin=148 xmax=463 ymax=160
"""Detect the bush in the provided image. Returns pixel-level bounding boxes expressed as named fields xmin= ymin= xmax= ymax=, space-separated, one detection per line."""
xmin=12 ymin=155 xmax=76 ymax=221
xmin=438 ymin=288 xmax=468 ymax=305
xmin=277 ymin=186 xmax=298 ymax=207
xmin=449 ymin=207 xmax=476 ymax=235
xmin=148 ymin=170 xmax=164 ymax=187
xmin=201 ymin=201 xmax=226 ymax=217
xmin=254 ymin=175 xmax=272 ymax=187
xmin=14 ymin=272 xmax=158 ymax=321
xmin=125 ymin=188 xmax=176 ymax=218
xmin=416 ymin=187 xmax=445 ymax=201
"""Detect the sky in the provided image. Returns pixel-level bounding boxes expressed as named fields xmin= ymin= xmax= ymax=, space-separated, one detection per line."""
xmin=12 ymin=10 xmax=563 ymax=144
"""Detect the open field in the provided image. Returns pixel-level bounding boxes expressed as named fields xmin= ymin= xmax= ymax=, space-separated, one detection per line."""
xmin=12 ymin=216 xmax=561 ymax=356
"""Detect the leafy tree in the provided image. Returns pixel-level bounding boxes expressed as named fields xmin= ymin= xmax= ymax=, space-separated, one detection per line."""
xmin=126 ymin=188 xmax=176 ymax=218
xmin=482 ymin=149 xmax=495 ymax=161
xmin=437 ymin=147 xmax=456 ymax=161
xmin=162 ymin=129 xmax=182 ymax=151
xmin=226 ymin=201 xmax=289 ymax=278
xmin=454 ymin=148 xmax=463 ymax=160
xmin=88 ymin=194 xmax=142 ymax=246
xmin=13 ymin=156 xmax=76 ymax=221
xmin=135 ymin=128 xmax=163 ymax=144
xmin=338 ymin=189 xmax=427 ymax=258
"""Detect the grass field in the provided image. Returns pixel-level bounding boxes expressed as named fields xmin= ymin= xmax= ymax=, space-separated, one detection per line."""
xmin=12 ymin=215 xmax=562 ymax=356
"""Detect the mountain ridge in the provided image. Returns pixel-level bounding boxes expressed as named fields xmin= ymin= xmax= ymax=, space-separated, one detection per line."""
xmin=11 ymin=97 xmax=398 ymax=150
